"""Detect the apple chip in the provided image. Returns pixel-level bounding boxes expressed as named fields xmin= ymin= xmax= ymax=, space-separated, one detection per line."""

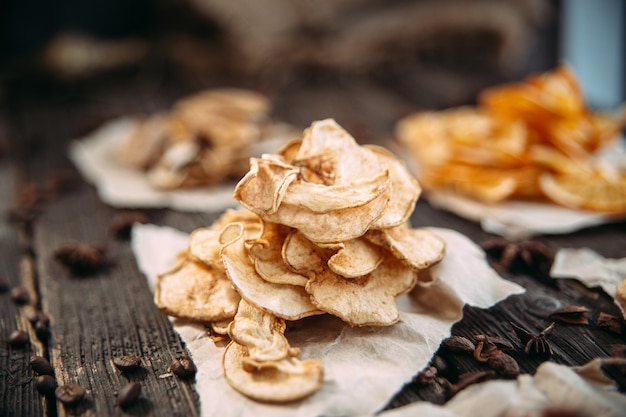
xmin=211 ymin=319 xmax=232 ymax=336
xmin=154 ymin=253 xmax=240 ymax=322
xmin=115 ymin=113 xmax=169 ymax=169
xmin=234 ymin=158 xmax=300 ymax=215
xmin=327 ymin=238 xmax=384 ymax=278
xmin=189 ymin=209 xmax=262 ymax=266
xmin=260 ymin=187 xmax=391 ymax=244
xmin=282 ymin=230 xmax=335 ymax=276
xmin=248 ymin=222 xmax=308 ymax=286
xmin=366 ymin=225 xmax=446 ymax=271
xmin=365 ymin=145 xmax=422 ymax=229
xmin=305 ymin=256 xmax=417 ymax=326
xmin=222 ymin=342 xmax=323 ymax=403
xmin=228 ymin=300 xmax=291 ymax=362
xmin=220 ymin=223 xmax=323 ymax=320
xmin=234 ymin=119 xmax=398 ymax=244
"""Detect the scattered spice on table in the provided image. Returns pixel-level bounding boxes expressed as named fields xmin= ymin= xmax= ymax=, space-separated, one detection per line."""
xmin=548 ymin=305 xmax=589 ymax=324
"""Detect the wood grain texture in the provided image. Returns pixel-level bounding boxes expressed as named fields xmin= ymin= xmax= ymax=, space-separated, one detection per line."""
xmin=0 ymin=160 xmax=47 ymax=417
xmin=35 ymin=184 xmax=200 ymax=417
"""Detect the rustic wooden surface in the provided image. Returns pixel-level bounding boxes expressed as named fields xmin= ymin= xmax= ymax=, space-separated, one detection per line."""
xmin=1 ymin=69 xmax=625 ymax=417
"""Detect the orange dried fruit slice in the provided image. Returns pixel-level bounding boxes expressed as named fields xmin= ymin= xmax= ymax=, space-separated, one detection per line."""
xmin=419 ymin=164 xmax=519 ymax=203
xmin=539 ymin=170 xmax=626 ymax=213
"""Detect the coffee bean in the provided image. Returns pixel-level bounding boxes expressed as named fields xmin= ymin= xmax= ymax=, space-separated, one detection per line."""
xmin=116 ymin=382 xmax=141 ymax=408
xmin=25 ymin=308 xmax=50 ymax=325
xmin=8 ymin=330 xmax=30 ymax=347
xmin=34 ymin=320 xmax=49 ymax=342
xmin=35 ymin=375 xmax=57 ymax=394
xmin=55 ymin=383 xmax=86 ymax=405
xmin=109 ymin=211 xmax=149 ymax=240
xmin=112 ymin=355 xmax=142 ymax=372
xmin=10 ymin=286 xmax=30 ymax=305
xmin=30 ymin=355 xmax=54 ymax=375
xmin=168 ymin=355 xmax=197 ymax=379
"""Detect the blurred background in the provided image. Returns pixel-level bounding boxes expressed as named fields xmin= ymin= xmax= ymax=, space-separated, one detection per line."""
xmin=0 ymin=0 xmax=623 ymax=135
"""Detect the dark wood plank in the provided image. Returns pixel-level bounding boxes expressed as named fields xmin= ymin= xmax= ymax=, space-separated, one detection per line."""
xmin=0 ymin=158 xmax=47 ymax=417
xmin=33 ymin=182 xmax=201 ymax=417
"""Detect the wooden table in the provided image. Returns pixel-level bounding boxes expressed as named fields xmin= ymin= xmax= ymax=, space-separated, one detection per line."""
xmin=1 ymin=70 xmax=625 ymax=417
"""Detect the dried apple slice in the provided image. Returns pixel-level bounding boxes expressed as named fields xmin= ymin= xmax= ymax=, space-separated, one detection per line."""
xmin=228 ymin=300 xmax=291 ymax=362
xmin=282 ymin=231 xmax=334 ymax=276
xmin=248 ymin=222 xmax=308 ymax=286
xmin=366 ymin=225 xmax=446 ymax=271
xmin=366 ymin=145 xmax=421 ymax=229
xmin=222 ymin=342 xmax=323 ymax=403
xmin=305 ymin=257 xmax=417 ymax=326
xmin=154 ymin=254 xmax=240 ymax=322
xmin=327 ymin=238 xmax=384 ymax=278
xmin=220 ymin=223 xmax=323 ymax=320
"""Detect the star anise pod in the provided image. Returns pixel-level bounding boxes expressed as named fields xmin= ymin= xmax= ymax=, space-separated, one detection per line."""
xmin=510 ymin=321 xmax=554 ymax=357
xmin=481 ymin=237 xmax=553 ymax=276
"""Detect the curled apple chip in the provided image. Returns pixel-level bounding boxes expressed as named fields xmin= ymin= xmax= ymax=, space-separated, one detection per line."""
xmin=305 ymin=256 xmax=417 ymax=326
xmin=282 ymin=231 xmax=335 ymax=277
xmin=220 ymin=223 xmax=323 ymax=321
xmin=189 ymin=209 xmax=262 ymax=266
xmin=327 ymin=238 xmax=384 ymax=278
xmin=366 ymin=225 xmax=446 ymax=271
xmin=115 ymin=113 xmax=169 ymax=169
xmin=228 ymin=300 xmax=291 ymax=362
xmin=248 ymin=222 xmax=308 ymax=286
xmin=365 ymin=145 xmax=422 ymax=229
xmin=223 ymin=342 xmax=323 ymax=403
xmin=211 ymin=319 xmax=232 ymax=336
xmin=154 ymin=253 xmax=240 ymax=323
xmin=234 ymin=119 xmax=395 ymax=244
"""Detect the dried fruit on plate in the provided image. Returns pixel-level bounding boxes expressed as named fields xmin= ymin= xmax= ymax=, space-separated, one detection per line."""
xmin=480 ymin=64 xmax=618 ymax=159
xmin=539 ymin=169 xmax=626 ymax=213
xmin=154 ymin=118 xmax=446 ymax=402
xmin=395 ymin=64 xmax=625 ymax=213
xmin=115 ymin=88 xmax=298 ymax=190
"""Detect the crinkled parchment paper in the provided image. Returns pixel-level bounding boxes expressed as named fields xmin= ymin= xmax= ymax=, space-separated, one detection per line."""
xmin=69 ymin=118 xmax=288 ymax=212
xmin=375 ymin=358 xmax=626 ymax=417
xmin=131 ymin=224 xmax=523 ymax=417
xmin=550 ymin=248 xmax=626 ymax=318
